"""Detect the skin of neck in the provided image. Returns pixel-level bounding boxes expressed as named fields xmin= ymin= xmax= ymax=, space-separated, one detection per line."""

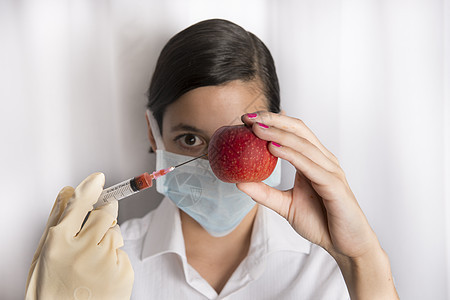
xmin=180 ymin=205 xmax=258 ymax=294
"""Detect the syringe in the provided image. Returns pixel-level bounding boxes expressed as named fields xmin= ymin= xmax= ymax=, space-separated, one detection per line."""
xmin=93 ymin=167 xmax=173 ymax=209
xmin=93 ymin=153 xmax=207 ymax=209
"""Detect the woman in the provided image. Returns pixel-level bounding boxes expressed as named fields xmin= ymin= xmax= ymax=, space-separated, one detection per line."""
xmin=26 ymin=19 xmax=398 ymax=299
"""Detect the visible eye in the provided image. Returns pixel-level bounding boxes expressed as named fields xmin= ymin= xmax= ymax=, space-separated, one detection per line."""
xmin=174 ymin=133 xmax=205 ymax=149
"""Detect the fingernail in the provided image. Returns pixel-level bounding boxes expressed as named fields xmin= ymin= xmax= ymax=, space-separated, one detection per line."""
xmin=247 ymin=113 xmax=258 ymax=119
xmin=271 ymin=141 xmax=281 ymax=147
xmin=257 ymin=122 xmax=269 ymax=129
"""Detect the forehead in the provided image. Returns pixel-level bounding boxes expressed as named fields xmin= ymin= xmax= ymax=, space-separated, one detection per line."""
xmin=162 ymin=80 xmax=268 ymax=137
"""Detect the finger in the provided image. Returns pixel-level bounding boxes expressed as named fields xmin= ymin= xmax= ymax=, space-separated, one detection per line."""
xmin=49 ymin=186 xmax=75 ymax=225
xmin=242 ymin=111 xmax=338 ymax=164
xmin=251 ymin=121 xmax=339 ymax=172
xmin=236 ymin=181 xmax=292 ymax=221
xmin=268 ymin=142 xmax=339 ymax=190
xmin=94 ymin=197 xmax=118 ymax=221
xmin=98 ymin=224 xmax=124 ymax=249
xmin=77 ymin=200 xmax=118 ymax=244
xmin=293 ymin=171 xmax=329 ymax=224
xmin=58 ymin=173 xmax=105 ymax=235
xmin=42 ymin=186 xmax=74 ymax=233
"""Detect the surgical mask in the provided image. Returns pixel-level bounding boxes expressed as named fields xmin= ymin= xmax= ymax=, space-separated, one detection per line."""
xmin=147 ymin=110 xmax=281 ymax=237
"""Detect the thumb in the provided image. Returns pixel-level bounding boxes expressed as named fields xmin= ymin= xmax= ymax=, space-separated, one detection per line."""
xmin=236 ymin=182 xmax=291 ymax=220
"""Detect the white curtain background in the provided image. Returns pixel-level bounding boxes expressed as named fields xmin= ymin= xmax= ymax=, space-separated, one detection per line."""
xmin=0 ymin=0 xmax=448 ymax=298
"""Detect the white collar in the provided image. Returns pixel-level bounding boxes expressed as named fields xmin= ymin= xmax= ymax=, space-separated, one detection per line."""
xmin=141 ymin=197 xmax=311 ymax=262
xmin=141 ymin=197 xmax=186 ymax=260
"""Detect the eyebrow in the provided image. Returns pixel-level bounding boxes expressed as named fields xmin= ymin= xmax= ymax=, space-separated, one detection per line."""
xmin=170 ymin=123 xmax=208 ymax=136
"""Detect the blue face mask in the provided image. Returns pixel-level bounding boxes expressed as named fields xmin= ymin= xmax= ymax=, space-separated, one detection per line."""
xmin=147 ymin=110 xmax=281 ymax=237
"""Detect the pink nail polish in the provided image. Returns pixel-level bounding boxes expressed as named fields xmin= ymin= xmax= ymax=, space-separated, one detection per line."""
xmin=257 ymin=122 xmax=269 ymax=129
xmin=271 ymin=141 xmax=281 ymax=147
xmin=247 ymin=113 xmax=257 ymax=119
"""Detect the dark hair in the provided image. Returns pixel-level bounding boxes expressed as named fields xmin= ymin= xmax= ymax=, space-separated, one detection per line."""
xmin=147 ymin=19 xmax=280 ymax=133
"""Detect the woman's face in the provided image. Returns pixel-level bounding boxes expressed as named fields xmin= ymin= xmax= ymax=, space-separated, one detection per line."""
xmin=159 ymin=80 xmax=268 ymax=157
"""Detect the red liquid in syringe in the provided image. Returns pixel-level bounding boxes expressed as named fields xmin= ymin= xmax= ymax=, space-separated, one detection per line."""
xmin=93 ymin=167 xmax=175 ymax=208
xmin=134 ymin=167 xmax=175 ymax=190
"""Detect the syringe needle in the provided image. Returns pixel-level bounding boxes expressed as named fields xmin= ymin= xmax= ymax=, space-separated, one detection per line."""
xmin=93 ymin=153 xmax=208 ymax=209
xmin=173 ymin=153 xmax=208 ymax=169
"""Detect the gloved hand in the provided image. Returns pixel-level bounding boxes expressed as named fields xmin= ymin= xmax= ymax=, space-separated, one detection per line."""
xmin=25 ymin=173 xmax=134 ymax=300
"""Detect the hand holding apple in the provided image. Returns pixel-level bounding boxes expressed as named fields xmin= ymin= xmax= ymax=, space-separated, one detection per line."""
xmin=236 ymin=111 xmax=398 ymax=299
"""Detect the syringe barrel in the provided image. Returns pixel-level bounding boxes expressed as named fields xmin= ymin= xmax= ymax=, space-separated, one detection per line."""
xmin=93 ymin=178 xmax=139 ymax=208
xmin=93 ymin=172 xmax=154 ymax=208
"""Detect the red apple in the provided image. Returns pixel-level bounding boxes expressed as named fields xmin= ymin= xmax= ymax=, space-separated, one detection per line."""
xmin=208 ymin=125 xmax=278 ymax=183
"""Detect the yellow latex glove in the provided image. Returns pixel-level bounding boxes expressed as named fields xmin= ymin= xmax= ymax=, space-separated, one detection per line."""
xmin=25 ymin=173 xmax=134 ymax=300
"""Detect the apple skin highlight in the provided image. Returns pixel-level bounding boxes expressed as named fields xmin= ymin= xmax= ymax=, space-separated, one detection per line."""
xmin=208 ymin=125 xmax=278 ymax=183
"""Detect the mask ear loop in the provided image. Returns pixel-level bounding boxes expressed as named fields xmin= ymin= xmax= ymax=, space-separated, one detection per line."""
xmin=146 ymin=109 xmax=166 ymax=151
